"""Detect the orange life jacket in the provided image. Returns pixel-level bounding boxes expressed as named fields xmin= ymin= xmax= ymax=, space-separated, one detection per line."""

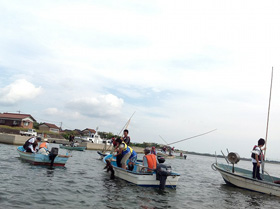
xmin=145 ymin=154 xmax=157 ymax=171
xmin=39 ymin=142 xmax=48 ymax=149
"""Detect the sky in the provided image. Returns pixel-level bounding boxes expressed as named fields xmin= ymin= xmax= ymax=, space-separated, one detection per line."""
xmin=1 ymin=0 xmax=280 ymax=160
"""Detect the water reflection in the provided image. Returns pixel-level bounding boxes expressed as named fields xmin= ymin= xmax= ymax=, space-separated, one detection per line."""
xmin=47 ymin=169 xmax=54 ymax=177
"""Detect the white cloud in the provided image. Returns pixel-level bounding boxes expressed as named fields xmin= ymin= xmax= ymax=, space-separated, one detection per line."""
xmin=0 ymin=79 xmax=42 ymax=105
xmin=66 ymin=94 xmax=124 ymax=118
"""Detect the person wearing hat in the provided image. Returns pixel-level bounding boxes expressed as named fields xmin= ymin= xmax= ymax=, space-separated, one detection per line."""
xmin=23 ymin=136 xmax=42 ymax=153
xmin=143 ymin=148 xmax=157 ymax=172
xmin=38 ymin=138 xmax=49 ymax=155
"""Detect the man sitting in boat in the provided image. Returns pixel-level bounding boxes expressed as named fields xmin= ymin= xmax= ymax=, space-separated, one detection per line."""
xmin=37 ymin=138 xmax=49 ymax=155
xmin=23 ymin=137 xmax=42 ymax=153
xmin=143 ymin=148 xmax=157 ymax=172
xmin=115 ymin=139 xmax=136 ymax=170
xmin=251 ymin=138 xmax=266 ymax=180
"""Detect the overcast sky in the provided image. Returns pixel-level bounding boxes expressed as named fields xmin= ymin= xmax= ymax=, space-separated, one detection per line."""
xmin=1 ymin=0 xmax=280 ymax=160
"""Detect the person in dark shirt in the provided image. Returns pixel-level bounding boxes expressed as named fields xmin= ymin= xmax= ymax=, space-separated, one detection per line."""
xmin=122 ymin=129 xmax=130 ymax=145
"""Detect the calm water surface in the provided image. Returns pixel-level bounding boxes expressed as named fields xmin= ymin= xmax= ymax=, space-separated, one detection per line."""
xmin=1 ymin=143 xmax=280 ymax=209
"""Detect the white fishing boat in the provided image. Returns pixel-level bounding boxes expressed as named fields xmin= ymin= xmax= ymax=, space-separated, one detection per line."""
xmin=103 ymin=154 xmax=180 ymax=188
xmin=82 ymin=129 xmax=111 ymax=145
xmin=213 ymin=69 xmax=279 ymax=196
xmin=212 ymin=162 xmax=280 ymax=197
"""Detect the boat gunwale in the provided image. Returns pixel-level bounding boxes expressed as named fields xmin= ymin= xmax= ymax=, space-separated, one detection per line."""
xmin=214 ymin=163 xmax=280 ymax=188
xmin=104 ymin=155 xmax=180 ymax=176
xmin=17 ymin=147 xmax=70 ymax=159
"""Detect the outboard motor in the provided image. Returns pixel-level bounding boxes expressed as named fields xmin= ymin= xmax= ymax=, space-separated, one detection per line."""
xmin=49 ymin=147 xmax=58 ymax=168
xmin=156 ymin=156 xmax=172 ymax=190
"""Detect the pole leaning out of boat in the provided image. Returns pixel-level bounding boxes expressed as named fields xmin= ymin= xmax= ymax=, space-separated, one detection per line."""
xmin=165 ymin=129 xmax=217 ymax=146
xmin=262 ymin=67 xmax=273 ymax=175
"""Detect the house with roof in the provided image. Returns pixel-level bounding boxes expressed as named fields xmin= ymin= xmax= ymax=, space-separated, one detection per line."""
xmin=0 ymin=112 xmax=36 ymax=129
xmin=39 ymin=123 xmax=60 ymax=133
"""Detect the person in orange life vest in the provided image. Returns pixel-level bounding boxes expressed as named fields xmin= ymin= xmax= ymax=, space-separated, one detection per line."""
xmin=251 ymin=138 xmax=266 ymax=180
xmin=38 ymin=138 xmax=49 ymax=155
xmin=143 ymin=148 xmax=157 ymax=172
xmin=150 ymin=146 xmax=157 ymax=155
xmin=23 ymin=137 xmax=41 ymax=153
xmin=122 ymin=129 xmax=130 ymax=146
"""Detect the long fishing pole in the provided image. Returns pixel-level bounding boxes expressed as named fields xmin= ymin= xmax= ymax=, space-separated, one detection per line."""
xmin=159 ymin=135 xmax=169 ymax=145
xmin=262 ymin=67 xmax=273 ymax=174
xmin=107 ymin=111 xmax=136 ymax=153
xmin=117 ymin=111 xmax=136 ymax=136
xmin=166 ymin=129 xmax=217 ymax=146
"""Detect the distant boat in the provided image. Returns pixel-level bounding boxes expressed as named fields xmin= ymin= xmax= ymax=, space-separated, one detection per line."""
xmin=17 ymin=146 xmax=70 ymax=167
xmin=157 ymin=151 xmax=176 ymax=159
xmin=81 ymin=127 xmax=111 ymax=145
xmin=103 ymin=154 xmax=180 ymax=188
xmin=212 ymin=163 xmax=280 ymax=197
xmin=175 ymin=155 xmax=187 ymax=159
xmin=59 ymin=145 xmax=86 ymax=151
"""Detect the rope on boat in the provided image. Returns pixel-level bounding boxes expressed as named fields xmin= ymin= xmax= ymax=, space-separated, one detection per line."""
xmin=166 ymin=178 xmax=176 ymax=190
xmin=211 ymin=163 xmax=217 ymax=171
xmin=263 ymin=170 xmax=275 ymax=183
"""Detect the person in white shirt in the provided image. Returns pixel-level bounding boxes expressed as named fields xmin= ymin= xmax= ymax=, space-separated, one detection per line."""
xmin=23 ymin=137 xmax=42 ymax=153
xmin=251 ymin=138 xmax=266 ymax=180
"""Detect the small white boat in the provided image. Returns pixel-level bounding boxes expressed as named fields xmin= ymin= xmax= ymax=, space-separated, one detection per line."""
xmin=212 ymin=163 xmax=280 ymax=197
xmin=103 ymin=154 xmax=180 ymax=188
xmin=17 ymin=146 xmax=70 ymax=167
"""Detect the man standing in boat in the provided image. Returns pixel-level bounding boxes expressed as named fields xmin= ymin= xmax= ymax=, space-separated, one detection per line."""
xmin=122 ymin=129 xmax=130 ymax=145
xmin=251 ymin=138 xmax=266 ymax=180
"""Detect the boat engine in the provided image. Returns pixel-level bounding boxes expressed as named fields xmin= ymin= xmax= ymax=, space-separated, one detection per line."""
xmin=156 ymin=157 xmax=172 ymax=190
xmin=227 ymin=152 xmax=240 ymax=173
xmin=49 ymin=147 xmax=58 ymax=168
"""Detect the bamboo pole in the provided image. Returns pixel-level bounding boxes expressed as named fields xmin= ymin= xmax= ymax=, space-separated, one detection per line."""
xmin=262 ymin=67 xmax=273 ymax=174
xmin=166 ymin=129 xmax=217 ymax=146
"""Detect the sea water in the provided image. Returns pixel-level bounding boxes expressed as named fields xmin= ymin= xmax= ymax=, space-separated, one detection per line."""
xmin=0 ymin=143 xmax=280 ymax=209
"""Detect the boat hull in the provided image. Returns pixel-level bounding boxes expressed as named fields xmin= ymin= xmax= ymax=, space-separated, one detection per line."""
xmin=59 ymin=145 xmax=86 ymax=151
xmin=104 ymin=155 xmax=180 ymax=187
xmin=17 ymin=146 xmax=69 ymax=167
xmin=213 ymin=163 xmax=280 ymax=197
